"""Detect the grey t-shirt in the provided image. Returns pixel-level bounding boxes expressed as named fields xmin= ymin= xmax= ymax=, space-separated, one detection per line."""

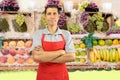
xmin=30 ymin=28 xmax=75 ymax=53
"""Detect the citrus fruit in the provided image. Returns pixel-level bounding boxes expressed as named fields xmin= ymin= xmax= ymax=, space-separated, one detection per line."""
xmin=98 ymin=39 xmax=105 ymax=46
xmin=92 ymin=40 xmax=98 ymax=46
xmin=113 ymin=39 xmax=119 ymax=45
xmin=80 ymin=58 xmax=86 ymax=63
xmin=80 ymin=43 xmax=86 ymax=49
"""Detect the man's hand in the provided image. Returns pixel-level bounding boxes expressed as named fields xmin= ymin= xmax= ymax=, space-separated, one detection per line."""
xmin=32 ymin=45 xmax=43 ymax=55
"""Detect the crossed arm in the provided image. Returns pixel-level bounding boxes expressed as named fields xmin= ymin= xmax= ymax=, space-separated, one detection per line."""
xmin=32 ymin=46 xmax=75 ymax=63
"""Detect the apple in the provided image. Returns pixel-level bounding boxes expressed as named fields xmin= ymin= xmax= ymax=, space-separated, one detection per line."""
xmin=9 ymin=41 xmax=16 ymax=47
xmin=26 ymin=57 xmax=34 ymax=64
xmin=0 ymin=56 xmax=7 ymax=63
xmin=18 ymin=49 xmax=26 ymax=55
xmin=17 ymin=41 xmax=25 ymax=47
xmin=7 ymin=56 xmax=15 ymax=64
xmin=9 ymin=48 xmax=17 ymax=56
xmin=3 ymin=41 xmax=9 ymax=48
xmin=17 ymin=57 xmax=25 ymax=64
xmin=1 ymin=48 xmax=9 ymax=55
xmin=25 ymin=40 xmax=32 ymax=48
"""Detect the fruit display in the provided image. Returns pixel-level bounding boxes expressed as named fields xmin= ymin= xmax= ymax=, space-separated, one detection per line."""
xmin=89 ymin=48 xmax=120 ymax=63
xmin=12 ymin=14 xmax=27 ymax=32
xmin=0 ymin=39 xmax=35 ymax=67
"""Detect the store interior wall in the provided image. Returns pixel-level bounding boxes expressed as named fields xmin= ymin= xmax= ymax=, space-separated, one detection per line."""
xmin=0 ymin=0 xmax=119 ymax=17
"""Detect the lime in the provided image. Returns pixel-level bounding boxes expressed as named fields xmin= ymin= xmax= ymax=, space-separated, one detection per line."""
xmin=92 ymin=40 xmax=98 ymax=46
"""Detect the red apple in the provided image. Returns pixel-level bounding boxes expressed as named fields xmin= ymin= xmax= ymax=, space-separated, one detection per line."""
xmin=9 ymin=48 xmax=17 ymax=56
xmin=25 ymin=40 xmax=32 ymax=48
xmin=1 ymin=48 xmax=9 ymax=55
xmin=26 ymin=57 xmax=34 ymax=64
xmin=7 ymin=56 xmax=15 ymax=64
xmin=17 ymin=57 xmax=25 ymax=64
xmin=18 ymin=49 xmax=26 ymax=55
xmin=0 ymin=56 xmax=7 ymax=63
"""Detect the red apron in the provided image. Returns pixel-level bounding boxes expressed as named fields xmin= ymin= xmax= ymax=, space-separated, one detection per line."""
xmin=36 ymin=34 xmax=69 ymax=80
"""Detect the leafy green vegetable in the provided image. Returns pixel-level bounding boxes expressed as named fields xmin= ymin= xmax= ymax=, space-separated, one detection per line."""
xmin=81 ymin=32 xmax=98 ymax=49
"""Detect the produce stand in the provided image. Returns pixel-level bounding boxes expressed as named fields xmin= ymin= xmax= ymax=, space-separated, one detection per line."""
xmin=1 ymin=4 xmax=120 ymax=70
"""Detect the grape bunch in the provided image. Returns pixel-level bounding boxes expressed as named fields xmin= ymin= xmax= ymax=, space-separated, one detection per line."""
xmin=15 ymin=14 xmax=25 ymax=27
xmin=41 ymin=14 xmax=48 ymax=28
xmin=91 ymin=12 xmax=104 ymax=31
xmin=87 ymin=2 xmax=98 ymax=9
xmin=78 ymin=1 xmax=90 ymax=12
xmin=68 ymin=22 xmax=81 ymax=34
xmin=80 ymin=12 xmax=89 ymax=27
xmin=58 ymin=13 xmax=67 ymax=29
xmin=46 ymin=0 xmax=61 ymax=8
xmin=0 ymin=0 xmax=19 ymax=11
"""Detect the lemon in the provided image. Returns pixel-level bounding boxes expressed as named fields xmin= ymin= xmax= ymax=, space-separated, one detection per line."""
xmin=80 ymin=58 xmax=86 ymax=63
xmin=98 ymin=39 xmax=105 ymax=46
xmin=80 ymin=43 xmax=86 ymax=49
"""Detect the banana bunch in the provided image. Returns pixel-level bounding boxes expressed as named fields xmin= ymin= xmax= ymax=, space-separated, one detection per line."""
xmin=89 ymin=48 xmax=120 ymax=63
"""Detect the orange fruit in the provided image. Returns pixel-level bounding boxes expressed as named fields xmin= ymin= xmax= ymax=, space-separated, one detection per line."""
xmin=113 ymin=39 xmax=119 ymax=45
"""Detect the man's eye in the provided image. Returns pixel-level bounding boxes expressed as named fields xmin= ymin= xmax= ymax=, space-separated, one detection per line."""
xmin=47 ymin=13 xmax=51 ymax=15
xmin=53 ymin=13 xmax=57 ymax=15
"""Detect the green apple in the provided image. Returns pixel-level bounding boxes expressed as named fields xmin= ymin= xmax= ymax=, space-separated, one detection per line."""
xmin=80 ymin=51 xmax=87 ymax=56
xmin=105 ymin=39 xmax=113 ymax=46
xmin=75 ymin=50 xmax=80 ymax=56
xmin=75 ymin=58 xmax=80 ymax=62
xmin=74 ymin=44 xmax=79 ymax=49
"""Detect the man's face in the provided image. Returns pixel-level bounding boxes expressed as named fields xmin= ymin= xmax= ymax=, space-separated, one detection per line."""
xmin=45 ymin=8 xmax=60 ymax=26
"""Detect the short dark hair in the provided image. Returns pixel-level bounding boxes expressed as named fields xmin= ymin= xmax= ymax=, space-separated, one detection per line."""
xmin=44 ymin=4 xmax=62 ymax=14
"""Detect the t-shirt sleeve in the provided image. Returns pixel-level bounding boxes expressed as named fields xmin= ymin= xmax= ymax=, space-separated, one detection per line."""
xmin=30 ymin=30 xmax=42 ymax=51
xmin=64 ymin=31 xmax=75 ymax=53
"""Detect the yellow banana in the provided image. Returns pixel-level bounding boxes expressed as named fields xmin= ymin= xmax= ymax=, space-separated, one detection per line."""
xmin=112 ymin=49 xmax=116 ymax=62
xmin=99 ymin=49 xmax=104 ymax=60
xmin=115 ymin=50 xmax=119 ymax=62
xmin=103 ymin=49 xmax=107 ymax=61
xmin=117 ymin=48 xmax=120 ymax=60
xmin=109 ymin=49 xmax=113 ymax=62
xmin=89 ymin=50 xmax=96 ymax=63
xmin=93 ymin=48 xmax=101 ymax=60
xmin=96 ymin=50 xmax=101 ymax=62
xmin=106 ymin=49 xmax=109 ymax=62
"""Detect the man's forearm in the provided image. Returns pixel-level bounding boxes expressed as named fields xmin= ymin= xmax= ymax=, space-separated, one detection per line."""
xmin=32 ymin=50 xmax=64 ymax=62
xmin=50 ymin=53 xmax=75 ymax=63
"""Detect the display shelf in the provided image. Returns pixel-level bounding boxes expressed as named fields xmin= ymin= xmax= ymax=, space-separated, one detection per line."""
xmin=71 ymin=32 xmax=120 ymax=39
xmin=1 ymin=64 xmax=120 ymax=70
